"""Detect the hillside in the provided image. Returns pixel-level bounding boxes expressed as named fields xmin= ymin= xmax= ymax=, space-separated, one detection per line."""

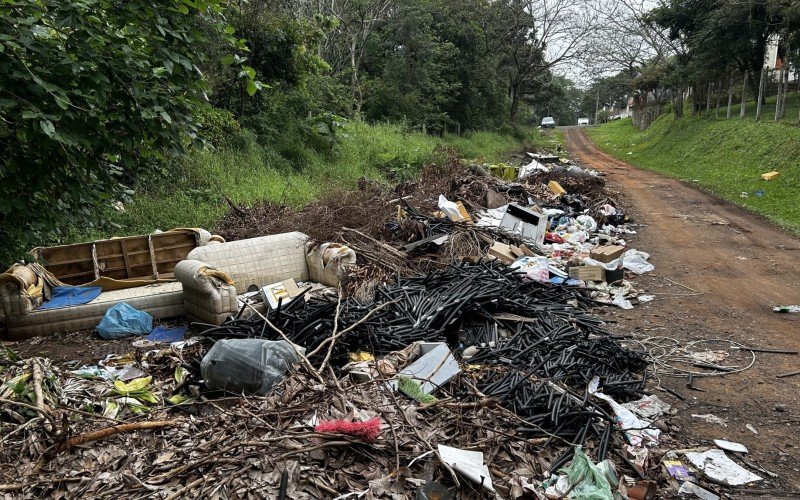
xmin=586 ymin=114 xmax=800 ymax=234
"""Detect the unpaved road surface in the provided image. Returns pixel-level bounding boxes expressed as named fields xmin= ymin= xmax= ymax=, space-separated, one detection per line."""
xmin=564 ymin=126 xmax=800 ymax=494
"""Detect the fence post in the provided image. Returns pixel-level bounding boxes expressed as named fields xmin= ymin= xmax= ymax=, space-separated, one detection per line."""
xmin=727 ymin=75 xmax=734 ymax=118
xmin=779 ymin=58 xmax=789 ymax=121
xmin=456 ymin=123 xmax=461 ymax=136
xmin=740 ymin=71 xmax=747 ymax=118
xmin=755 ymin=69 xmax=766 ymax=121
xmin=715 ymin=78 xmax=722 ymax=118
xmin=775 ymin=66 xmax=784 ymax=121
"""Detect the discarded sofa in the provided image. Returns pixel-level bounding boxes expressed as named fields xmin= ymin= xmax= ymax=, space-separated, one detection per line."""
xmin=174 ymin=232 xmax=354 ymax=325
xmin=0 ymin=229 xmax=220 ymax=339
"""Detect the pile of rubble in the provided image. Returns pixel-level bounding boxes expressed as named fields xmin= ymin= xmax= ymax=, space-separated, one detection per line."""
xmin=0 ymin=151 xmax=772 ymax=499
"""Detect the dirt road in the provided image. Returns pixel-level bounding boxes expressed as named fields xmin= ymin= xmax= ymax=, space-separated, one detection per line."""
xmin=563 ymin=126 xmax=800 ymax=491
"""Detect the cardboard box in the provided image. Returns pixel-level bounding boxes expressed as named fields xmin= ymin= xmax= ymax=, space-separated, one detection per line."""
xmin=548 ymin=180 xmax=566 ymax=197
xmin=761 ymin=171 xmax=779 ymax=180
xmin=488 ymin=242 xmax=516 ymax=264
xmin=568 ymin=265 xmax=605 ymax=282
xmin=499 ymin=204 xmax=548 ymax=247
xmin=590 ymin=245 xmax=625 ymax=263
xmin=519 ymin=244 xmax=536 ymax=257
xmin=509 ymin=244 xmax=525 ymax=257
xmin=261 ymin=279 xmax=302 ymax=309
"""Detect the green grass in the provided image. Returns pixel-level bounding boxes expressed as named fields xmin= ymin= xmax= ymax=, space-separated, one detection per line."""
xmin=104 ymin=121 xmax=544 ymax=238
xmin=586 ymin=115 xmax=800 ymax=234
xmin=724 ymin=89 xmax=800 ymax=122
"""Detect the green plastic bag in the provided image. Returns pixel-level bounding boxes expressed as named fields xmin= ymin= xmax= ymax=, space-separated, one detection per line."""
xmin=561 ymin=447 xmax=614 ymax=500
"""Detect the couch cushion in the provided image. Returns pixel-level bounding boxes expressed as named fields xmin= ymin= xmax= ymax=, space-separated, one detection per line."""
xmin=5 ymin=282 xmax=183 ymax=340
xmin=186 ymin=232 xmax=310 ymax=289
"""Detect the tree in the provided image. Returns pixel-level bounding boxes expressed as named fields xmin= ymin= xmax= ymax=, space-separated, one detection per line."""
xmin=0 ymin=0 xmax=255 ymax=261
xmin=322 ymin=0 xmax=393 ymax=114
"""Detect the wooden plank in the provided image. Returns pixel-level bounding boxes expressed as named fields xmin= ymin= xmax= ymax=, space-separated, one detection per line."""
xmin=120 ymin=239 xmax=133 ymax=278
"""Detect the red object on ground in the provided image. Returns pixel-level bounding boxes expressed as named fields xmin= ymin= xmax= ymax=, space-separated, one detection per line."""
xmin=315 ymin=417 xmax=382 ymax=442
xmin=545 ymin=232 xmax=565 ymax=243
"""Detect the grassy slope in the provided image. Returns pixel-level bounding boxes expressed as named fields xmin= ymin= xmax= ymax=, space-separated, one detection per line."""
xmin=106 ymin=122 xmax=554 ymax=238
xmin=586 ymin=114 xmax=800 ymax=234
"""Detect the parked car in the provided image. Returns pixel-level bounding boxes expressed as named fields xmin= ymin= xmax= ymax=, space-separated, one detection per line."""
xmin=540 ymin=116 xmax=556 ymax=129
xmin=577 ymin=117 xmax=590 ymax=126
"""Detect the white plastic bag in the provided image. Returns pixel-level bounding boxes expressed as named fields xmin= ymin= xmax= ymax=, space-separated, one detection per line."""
xmin=437 ymin=195 xmax=465 ymax=222
xmin=621 ymin=249 xmax=654 ymax=274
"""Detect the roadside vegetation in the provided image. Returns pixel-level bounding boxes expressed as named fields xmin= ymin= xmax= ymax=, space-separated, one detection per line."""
xmin=106 ymin=123 xmax=548 ymax=239
xmin=586 ymin=115 xmax=800 ymax=234
xmin=0 ymin=0 xmax=572 ymax=263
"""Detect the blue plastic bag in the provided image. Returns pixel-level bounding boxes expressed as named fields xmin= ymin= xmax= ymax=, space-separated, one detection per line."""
xmin=97 ymin=302 xmax=153 ymax=339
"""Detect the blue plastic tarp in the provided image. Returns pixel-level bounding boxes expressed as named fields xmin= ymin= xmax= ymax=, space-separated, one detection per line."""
xmin=37 ymin=286 xmax=102 ymax=310
xmin=146 ymin=325 xmax=187 ymax=343
xmin=96 ymin=302 xmax=153 ymax=339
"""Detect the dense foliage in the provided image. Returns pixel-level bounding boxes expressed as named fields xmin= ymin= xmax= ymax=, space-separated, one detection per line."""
xmin=0 ymin=0 xmax=256 ymax=261
xmin=0 ymin=0 xmax=564 ymax=262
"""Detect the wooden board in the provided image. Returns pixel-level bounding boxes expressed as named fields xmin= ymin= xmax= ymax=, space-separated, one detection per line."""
xmin=34 ymin=231 xmax=200 ymax=285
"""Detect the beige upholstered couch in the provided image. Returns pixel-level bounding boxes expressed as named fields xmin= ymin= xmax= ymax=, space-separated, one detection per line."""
xmin=1 ymin=280 xmax=183 ymax=340
xmin=174 ymin=232 xmax=353 ymax=325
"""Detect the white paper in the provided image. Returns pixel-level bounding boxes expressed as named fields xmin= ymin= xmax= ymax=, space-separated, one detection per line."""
xmin=684 ymin=449 xmax=762 ymax=486
xmin=438 ymin=445 xmax=494 ymax=492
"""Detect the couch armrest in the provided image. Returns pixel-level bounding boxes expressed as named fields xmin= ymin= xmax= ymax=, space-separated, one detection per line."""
xmin=0 ymin=282 xmax=39 ymax=319
xmin=306 ymin=243 xmax=356 ymax=287
xmin=174 ymin=259 xmax=238 ymax=325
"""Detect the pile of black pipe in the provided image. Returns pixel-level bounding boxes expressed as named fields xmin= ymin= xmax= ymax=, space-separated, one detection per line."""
xmin=201 ymin=261 xmax=648 ymax=453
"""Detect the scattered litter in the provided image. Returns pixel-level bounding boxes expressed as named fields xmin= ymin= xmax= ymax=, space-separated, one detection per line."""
xmin=684 ymin=449 xmax=762 ymax=486
xmin=392 ymin=342 xmax=459 ymax=395
xmin=678 ymin=481 xmax=720 ymax=500
xmin=713 ymin=439 xmax=748 ymax=453
xmin=691 ymin=414 xmax=728 ymax=427
xmin=437 ymin=445 xmax=494 ymax=492
xmin=761 ymin=171 xmax=779 ymax=180
xmin=745 ymin=423 xmax=758 ymax=435
xmin=773 ymin=305 xmax=800 ymax=313
xmin=315 ymin=417 xmax=382 ymax=442
xmin=621 ymin=394 xmax=670 ymax=420
xmin=545 ymin=447 xmax=615 ymax=500
xmin=96 ymin=302 xmax=153 ymax=339
xmin=637 ymin=294 xmax=655 ymax=303
xmin=145 ymin=324 xmax=187 ymax=344
xmin=200 ymin=339 xmax=304 ymax=395
xmin=664 ymin=457 xmax=692 ymax=481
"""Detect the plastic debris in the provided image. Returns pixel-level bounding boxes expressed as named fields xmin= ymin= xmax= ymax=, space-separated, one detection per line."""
xmin=201 ymin=339 xmax=304 ymax=395
xmin=621 ymin=394 xmax=671 ymax=420
xmin=713 ymin=439 xmax=748 ymax=453
xmin=691 ymin=413 xmax=728 ymax=427
xmin=546 ymin=447 xmax=615 ymax=500
xmin=315 ymin=417 xmax=382 ymax=442
xmin=437 ymin=445 xmax=494 ymax=492
xmin=684 ymin=449 xmax=762 ymax=486
xmin=678 ymin=481 xmax=720 ymax=500
xmin=773 ymin=305 xmax=800 ymax=313
xmin=145 ymin=324 xmax=187 ymax=343
xmin=96 ymin=302 xmax=153 ymax=339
